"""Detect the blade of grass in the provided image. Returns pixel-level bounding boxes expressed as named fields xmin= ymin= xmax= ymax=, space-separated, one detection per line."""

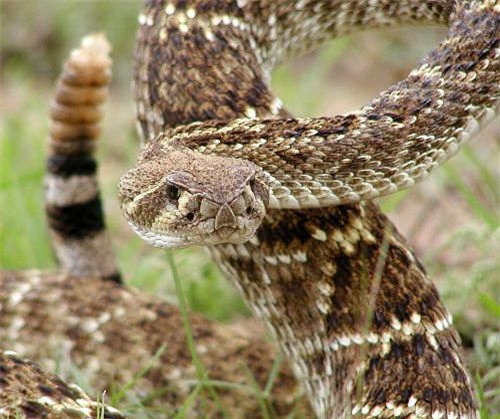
xmin=263 ymin=351 xmax=285 ymax=396
xmin=96 ymin=390 xmax=107 ymax=419
xmin=241 ymin=364 xmax=272 ymax=419
xmin=172 ymin=382 xmax=203 ymax=419
xmin=180 ymin=378 xmax=263 ymax=393
xmin=111 ymin=344 xmax=166 ymax=405
xmin=355 ymin=221 xmax=392 ymax=404
xmin=166 ymin=250 xmax=229 ymax=418
xmin=475 ymin=372 xmax=490 ymax=419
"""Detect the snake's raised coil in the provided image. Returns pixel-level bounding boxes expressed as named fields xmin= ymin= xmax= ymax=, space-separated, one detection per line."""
xmin=119 ymin=0 xmax=499 ymax=417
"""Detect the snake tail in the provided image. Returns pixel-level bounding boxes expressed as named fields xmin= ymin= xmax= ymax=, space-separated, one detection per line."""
xmin=45 ymin=33 xmax=120 ymax=282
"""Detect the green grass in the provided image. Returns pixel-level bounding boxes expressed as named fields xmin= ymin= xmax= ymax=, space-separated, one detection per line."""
xmin=0 ymin=76 xmax=55 ymax=270
xmin=1 ymin=2 xmax=499 ymax=417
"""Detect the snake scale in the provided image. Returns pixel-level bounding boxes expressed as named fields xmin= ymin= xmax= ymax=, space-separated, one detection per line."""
xmin=118 ymin=0 xmax=499 ymax=418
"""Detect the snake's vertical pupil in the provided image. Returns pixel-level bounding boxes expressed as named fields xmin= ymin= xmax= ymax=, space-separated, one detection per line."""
xmin=166 ymin=183 xmax=181 ymax=202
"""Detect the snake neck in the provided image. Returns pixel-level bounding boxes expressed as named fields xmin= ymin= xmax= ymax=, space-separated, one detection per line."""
xmin=209 ymin=202 xmax=476 ymax=417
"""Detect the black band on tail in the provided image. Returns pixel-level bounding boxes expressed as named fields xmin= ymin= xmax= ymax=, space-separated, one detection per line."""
xmin=46 ymin=197 xmax=105 ymax=238
xmin=47 ymin=155 xmax=97 ymax=178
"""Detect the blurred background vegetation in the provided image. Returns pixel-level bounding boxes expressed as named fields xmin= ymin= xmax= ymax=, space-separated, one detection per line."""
xmin=0 ymin=1 xmax=498 ymax=416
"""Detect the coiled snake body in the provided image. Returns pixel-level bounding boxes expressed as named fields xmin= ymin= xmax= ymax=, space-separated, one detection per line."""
xmin=120 ymin=0 xmax=499 ymax=417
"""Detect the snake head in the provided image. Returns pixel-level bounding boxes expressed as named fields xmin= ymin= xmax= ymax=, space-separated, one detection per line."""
xmin=118 ymin=140 xmax=269 ymax=248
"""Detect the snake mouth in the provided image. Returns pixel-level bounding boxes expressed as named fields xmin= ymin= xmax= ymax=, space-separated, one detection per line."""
xmin=127 ymin=220 xmax=258 ymax=249
xmin=128 ymin=222 xmax=189 ymax=249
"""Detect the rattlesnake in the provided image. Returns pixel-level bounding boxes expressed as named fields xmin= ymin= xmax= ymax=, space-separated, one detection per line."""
xmin=119 ymin=0 xmax=499 ymax=417
xmin=1 ymin=35 xmax=311 ymax=416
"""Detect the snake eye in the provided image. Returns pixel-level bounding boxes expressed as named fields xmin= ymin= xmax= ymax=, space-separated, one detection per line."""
xmin=166 ymin=183 xmax=181 ymax=202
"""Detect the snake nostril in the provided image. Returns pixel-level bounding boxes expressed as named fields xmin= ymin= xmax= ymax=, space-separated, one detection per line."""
xmin=186 ymin=212 xmax=195 ymax=221
xmin=246 ymin=206 xmax=252 ymax=215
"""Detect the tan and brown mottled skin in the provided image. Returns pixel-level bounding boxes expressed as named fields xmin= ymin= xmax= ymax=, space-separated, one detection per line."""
xmin=122 ymin=0 xmax=499 ymax=417
xmin=0 ymin=350 xmax=124 ymax=419
xmin=0 ymin=270 xmax=309 ymax=417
